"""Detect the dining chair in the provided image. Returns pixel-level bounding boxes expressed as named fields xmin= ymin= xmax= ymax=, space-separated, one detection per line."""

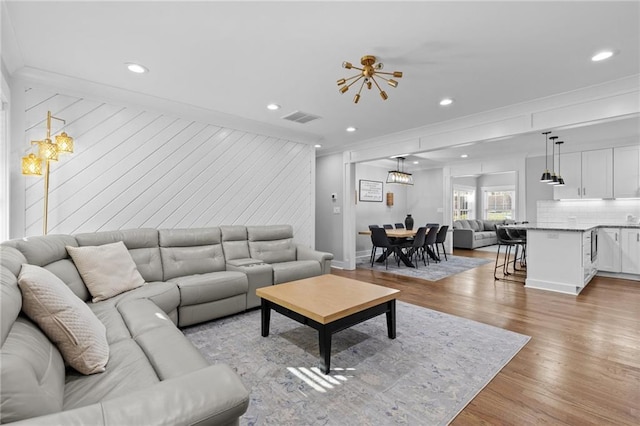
xmin=423 ymin=227 xmax=439 ymax=265
xmin=368 ymin=225 xmax=380 ymax=264
xmin=370 ymin=227 xmax=401 ymax=269
xmin=400 ymin=227 xmax=427 ymax=268
xmin=435 ymin=225 xmax=449 ymax=261
xmin=426 ymin=223 xmax=439 ymax=229
xmin=383 ymin=224 xmax=394 ymax=229
xmin=394 ymin=223 xmax=405 ymax=229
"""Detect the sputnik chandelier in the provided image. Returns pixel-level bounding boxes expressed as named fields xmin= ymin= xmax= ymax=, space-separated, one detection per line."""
xmin=337 ymin=55 xmax=403 ymax=103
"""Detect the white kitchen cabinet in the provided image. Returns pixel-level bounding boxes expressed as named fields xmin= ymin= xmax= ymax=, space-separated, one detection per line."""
xmin=553 ymin=152 xmax=582 ymax=199
xmin=598 ymin=228 xmax=621 ymax=273
xmin=621 ymin=228 xmax=640 ymax=274
xmin=614 ymin=145 xmax=640 ymax=198
xmin=554 ymin=148 xmax=613 ymax=200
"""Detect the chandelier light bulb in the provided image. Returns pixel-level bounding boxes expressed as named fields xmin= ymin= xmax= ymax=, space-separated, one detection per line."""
xmin=342 ymin=61 xmax=353 ymax=69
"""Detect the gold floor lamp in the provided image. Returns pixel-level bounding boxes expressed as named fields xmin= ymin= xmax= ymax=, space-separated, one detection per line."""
xmin=21 ymin=111 xmax=74 ymax=235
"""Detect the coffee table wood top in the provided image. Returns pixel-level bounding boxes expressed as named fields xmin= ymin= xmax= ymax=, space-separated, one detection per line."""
xmin=256 ymin=275 xmax=400 ymax=325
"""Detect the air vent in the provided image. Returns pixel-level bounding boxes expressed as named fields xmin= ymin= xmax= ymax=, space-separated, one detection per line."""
xmin=281 ymin=110 xmax=321 ymax=124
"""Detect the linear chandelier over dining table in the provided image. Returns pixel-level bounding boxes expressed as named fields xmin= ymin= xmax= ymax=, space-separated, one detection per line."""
xmin=386 ymin=157 xmax=414 ymax=185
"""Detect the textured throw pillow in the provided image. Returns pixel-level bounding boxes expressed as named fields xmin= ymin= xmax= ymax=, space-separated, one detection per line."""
xmin=66 ymin=241 xmax=145 ymax=302
xmin=17 ymin=264 xmax=109 ymax=375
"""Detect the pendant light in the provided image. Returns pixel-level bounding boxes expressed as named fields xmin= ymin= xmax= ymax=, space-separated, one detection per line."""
xmin=556 ymin=140 xmax=565 ymax=186
xmin=547 ymin=136 xmax=559 ymax=185
xmin=540 ymin=131 xmax=552 ymax=182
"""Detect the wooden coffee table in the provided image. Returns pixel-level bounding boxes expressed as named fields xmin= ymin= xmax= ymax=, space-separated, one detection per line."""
xmin=256 ymin=275 xmax=400 ymax=374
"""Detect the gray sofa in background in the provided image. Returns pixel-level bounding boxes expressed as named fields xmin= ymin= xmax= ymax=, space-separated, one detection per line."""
xmin=1 ymin=225 xmax=332 ymax=425
xmin=452 ymin=219 xmax=514 ymax=249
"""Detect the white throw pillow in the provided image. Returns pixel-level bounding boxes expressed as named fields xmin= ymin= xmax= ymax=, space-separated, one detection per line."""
xmin=66 ymin=241 xmax=145 ymax=302
xmin=18 ymin=264 xmax=109 ymax=375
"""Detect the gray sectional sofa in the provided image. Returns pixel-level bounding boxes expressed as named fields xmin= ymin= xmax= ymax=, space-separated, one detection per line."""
xmin=452 ymin=219 xmax=513 ymax=249
xmin=0 ymin=225 xmax=332 ymax=425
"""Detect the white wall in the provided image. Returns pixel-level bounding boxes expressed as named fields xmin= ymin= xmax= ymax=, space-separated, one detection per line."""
xmin=355 ymin=163 xmax=408 ymax=254
xmin=526 ymin=155 xmax=555 ymax=223
xmin=8 ymin=82 xmax=316 ymax=246
xmin=407 ymin=168 xmax=444 ymax=227
xmin=0 ymin=65 xmax=10 ymax=242
xmin=315 ymin=153 xmax=343 ymax=260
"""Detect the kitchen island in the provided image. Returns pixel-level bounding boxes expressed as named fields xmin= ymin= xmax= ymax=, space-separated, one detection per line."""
xmin=522 ymin=223 xmax=640 ymax=295
xmin=522 ymin=224 xmax=598 ymax=295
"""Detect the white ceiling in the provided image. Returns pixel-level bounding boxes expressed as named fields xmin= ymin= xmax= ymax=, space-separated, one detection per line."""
xmin=2 ymin=1 xmax=639 ymax=159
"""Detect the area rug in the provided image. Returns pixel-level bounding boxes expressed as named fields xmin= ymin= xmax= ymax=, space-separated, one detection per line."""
xmin=356 ymin=255 xmax=492 ymax=281
xmin=183 ymin=301 xmax=530 ymax=425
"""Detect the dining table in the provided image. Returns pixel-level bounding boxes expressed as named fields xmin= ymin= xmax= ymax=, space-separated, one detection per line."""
xmin=358 ymin=228 xmax=440 ymax=267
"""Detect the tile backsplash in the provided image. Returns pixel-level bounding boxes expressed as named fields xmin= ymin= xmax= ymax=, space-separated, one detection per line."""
xmin=537 ymin=199 xmax=640 ymax=225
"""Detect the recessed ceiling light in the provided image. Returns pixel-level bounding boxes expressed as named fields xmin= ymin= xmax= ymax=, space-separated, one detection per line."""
xmin=125 ymin=62 xmax=148 ymax=74
xmin=314 ymin=144 xmax=322 ymax=148
xmin=460 ymin=154 xmax=468 ymax=158
xmin=439 ymin=98 xmax=454 ymax=106
xmin=413 ymin=161 xmax=419 ymax=164
xmin=346 ymin=126 xmax=357 ymax=132
xmin=267 ymin=103 xmax=280 ymax=110
xmin=591 ymin=50 xmax=615 ymax=62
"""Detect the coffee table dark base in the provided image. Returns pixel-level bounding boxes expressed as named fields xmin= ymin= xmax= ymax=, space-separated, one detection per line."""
xmin=260 ymin=299 xmax=396 ymax=374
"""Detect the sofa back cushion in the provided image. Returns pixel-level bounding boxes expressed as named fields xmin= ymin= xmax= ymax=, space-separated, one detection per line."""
xmin=483 ymin=220 xmax=500 ymax=231
xmin=457 ymin=220 xmax=471 ymax=229
xmin=2 ymin=236 xmax=90 ymax=301
xmin=220 ymin=226 xmax=250 ymax=261
xmin=75 ymin=229 xmax=162 ymax=282
xmin=0 ymin=317 xmax=65 ymax=423
xmin=1 ymin=246 xmax=26 ymax=345
xmin=247 ymin=225 xmax=296 ymax=264
xmin=159 ymin=228 xmax=225 ymax=280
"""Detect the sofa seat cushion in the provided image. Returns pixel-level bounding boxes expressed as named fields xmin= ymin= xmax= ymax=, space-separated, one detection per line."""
xmin=0 ymin=317 xmax=65 ymax=423
xmin=171 ymin=271 xmax=248 ymax=306
xmin=118 ymin=299 xmax=209 ymax=380
xmin=272 ymin=260 xmax=322 ymax=284
xmin=63 ymin=338 xmax=160 ymax=411
xmin=113 ymin=281 xmax=180 ymax=318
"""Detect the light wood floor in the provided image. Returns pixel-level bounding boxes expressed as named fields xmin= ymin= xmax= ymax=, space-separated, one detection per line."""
xmin=331 ymin=249 xmax=640 ymax=425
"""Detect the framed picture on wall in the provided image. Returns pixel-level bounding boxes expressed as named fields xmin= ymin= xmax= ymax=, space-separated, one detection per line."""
xmin=358 ymin=180 xmax=383 ymax=202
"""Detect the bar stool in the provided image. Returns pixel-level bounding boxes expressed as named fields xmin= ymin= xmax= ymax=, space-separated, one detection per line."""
xmin=494 ymin=225 xmax=525 ymax=282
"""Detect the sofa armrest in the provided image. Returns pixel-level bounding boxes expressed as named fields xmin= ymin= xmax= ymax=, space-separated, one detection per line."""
xmin=452 ymin=229 xmax=475 ymax=249
xmin=10 ymin=364 xmax=249 ymax=426
xmin=296 ymin=244 xmax=334 ymax=274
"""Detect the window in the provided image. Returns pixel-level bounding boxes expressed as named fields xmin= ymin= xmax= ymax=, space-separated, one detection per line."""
xmin=453 ymin=185 xmax=475 ymax=221
xmin=482 ymin=187 xmax=515 ymax=220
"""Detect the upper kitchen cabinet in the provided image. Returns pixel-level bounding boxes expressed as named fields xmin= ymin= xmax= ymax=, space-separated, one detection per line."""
xmin=614 ymin=145 xmax=640 ymax=198
xmin=554 ymin=148 xmax=613 ymax=200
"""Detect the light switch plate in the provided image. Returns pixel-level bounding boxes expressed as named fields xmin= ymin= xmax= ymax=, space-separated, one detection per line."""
xmin=333 ymin=206 xmax=341 ymax=214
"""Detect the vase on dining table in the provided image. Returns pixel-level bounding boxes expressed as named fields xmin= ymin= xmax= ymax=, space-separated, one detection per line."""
xmin=405 ymin=214 xmax=414 ymax=230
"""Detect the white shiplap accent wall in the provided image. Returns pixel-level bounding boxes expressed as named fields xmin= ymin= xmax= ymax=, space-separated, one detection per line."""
xmin=22 ymin=87 xmax=314 ymax=245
